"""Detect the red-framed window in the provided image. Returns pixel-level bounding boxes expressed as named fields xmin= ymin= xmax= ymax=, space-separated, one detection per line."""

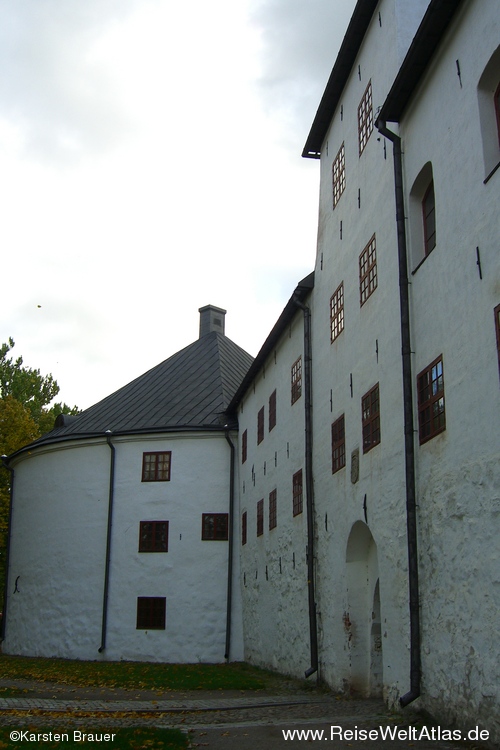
xmin=257 ymin=407 xmax=264 ymax=445
xmin=293 ymin=470 xmax=303 ymax=517
xmin=142 ymin=452 xmax=171 ymax=482
xmin=241 ymin=429 xmax=247 ymax=464
xmin=495 ymin=304 xmax=500 ymax=380
xmin=257 ymin=499 xmax=264 ymax=537
xmin=332 ymin=142 xmax=346 ymax=209
xmin=291 ymin=357 xmax=302 ymax=404
xmin=139 ymin=521 xmax=169 ymax=552
xmin=331 ymin=415 xmax=346 ymax=474
xmin=359 ymin=235 xmax=377 ymax=306
xmin=358 ymin=80 xmax=373 ymax=156
xmin=241 ymin=511 xmax=247 ymax=546
xmin=330 ymin=282 xmax=344 ymax=343
xmin=201 ymin=513 xmax=229 ymax=540
xmin=417 ymin=356 xmax=446 ymax=444
xmin=269 ymin=390 xmax=277 ymax=431
xmin=136 ymin=597 xmax=166 ymax=630
xmin=362 ymin=384 xmax=380 ymax=453
xmin=422 ymin=181 xmax=436 ymax=256
xmin=269 ymin=489 xmax=277 ymax=530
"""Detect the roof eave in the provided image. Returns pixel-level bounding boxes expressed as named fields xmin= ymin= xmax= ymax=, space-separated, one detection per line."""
xmin=302 ymin=0 xmax=380 ymax=159
xmin=226 ymin=271 xmax=315 ymax=413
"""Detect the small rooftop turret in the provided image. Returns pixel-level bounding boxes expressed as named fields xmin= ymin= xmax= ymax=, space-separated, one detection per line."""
xmin=199 ymin=305 xmax=226 ymax=338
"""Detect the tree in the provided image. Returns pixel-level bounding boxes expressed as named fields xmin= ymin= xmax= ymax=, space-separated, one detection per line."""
xmin=0 ymin=338 xmax=79 ymax=596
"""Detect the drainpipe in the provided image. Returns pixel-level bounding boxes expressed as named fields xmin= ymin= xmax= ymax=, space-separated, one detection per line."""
xmin=99 ymin=431 xmax=115 ymax=653
xmin=0 ymin=456 xmax=14 ymax=642
xmin=292 ymin=296 xmax=318 ymax=679
xmin=224 ymin=430 xmax=236 ymax=661
xmin=376 ymin=117 xmax=421 ymax=707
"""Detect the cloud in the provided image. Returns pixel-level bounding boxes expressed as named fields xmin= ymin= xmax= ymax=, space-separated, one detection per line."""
xmin=248 ymin=0 xmax=357 ymax=148
xmin=0 ymin=0 xmax=141 ymax=163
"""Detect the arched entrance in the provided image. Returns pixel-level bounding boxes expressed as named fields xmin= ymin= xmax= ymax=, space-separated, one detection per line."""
xmin=345 ymin=521 xmax=382 ymax=697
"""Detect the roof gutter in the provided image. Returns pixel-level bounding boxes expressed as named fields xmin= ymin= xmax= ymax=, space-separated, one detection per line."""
xmin=292 ymin=295 xmax=318 ymax=680
xmin=376 ymin=116 xmax=420 ymax=707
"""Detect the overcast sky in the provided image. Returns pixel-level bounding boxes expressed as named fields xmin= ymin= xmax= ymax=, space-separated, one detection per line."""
xmin=0 ymin=0 xmax=356 ymax=410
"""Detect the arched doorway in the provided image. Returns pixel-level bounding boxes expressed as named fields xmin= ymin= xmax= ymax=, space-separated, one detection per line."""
xmin=345 ymin=521 xmax=382 ymax=697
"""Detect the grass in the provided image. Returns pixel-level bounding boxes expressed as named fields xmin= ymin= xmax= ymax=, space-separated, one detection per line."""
xmin=0 ymin=655 xmax=267 ymax=692
xmin=0 ymin=726 xmax=188 ymax=749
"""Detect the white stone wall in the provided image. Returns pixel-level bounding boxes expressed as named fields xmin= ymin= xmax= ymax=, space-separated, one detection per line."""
xmin=399 ymin=0 xmax=500 ymax=740
xmin=4 ymin=431 xmax=243 ymax=664
xmin=237 ymin=310 xmax=312 ymax=678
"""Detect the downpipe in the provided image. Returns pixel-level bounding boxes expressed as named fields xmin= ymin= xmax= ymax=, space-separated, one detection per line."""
xmin=293 ymin=296 xmax=318 ymax=679
xmin=224 ymin=430 xmax=236 ymax=661
xmin=99 ymin=431 xmax=115 ymax=653
xmin=376 ymin=117 xmax=421 ymax=706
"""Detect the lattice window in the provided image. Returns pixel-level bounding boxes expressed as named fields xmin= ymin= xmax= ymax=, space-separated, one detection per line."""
xmin=257 ymin=499 xmax=264 ymax=537
xmin=362 ymin=384 xmax=380 ymax=453
xmin=417 ymin=357 xmax=446 ymax=444
xmin=291 ymin=357 xmax=302 ymax=404
xmin=241 ymin=511 xmax=247 ymax=546
xmin=331 ymin=415 xmax=346 ymax=474
xmin=293 ymin=470 xmax=303 ymax=517
xmin=142 ymin=452 xmax=171 ymax=482
xmin=358 ymin=80 xmax=373 ymax=156
xmin=422 ymin=181 xmax=436 ymax=256
xmin=241 ymin=429 xmax=247 ymax=464
xmin=269 ymin=489 xmax=277 ymax=530
xmin=201 ymin=513 xmax=229 ymax=540
xmin=257 ymin=407 xmax=264 ymax=445
xmin=269 ymin=390 xmax=277 ymax=431
xmin=359 ymin=234 xmax=377 ymax=306
xmin=330 ymin=282 xmax=344 ymax=342
xmin=332 ymin=142 xmax=346 ymax=209
xmin=136 ymin=597 xmax=166 ymax=629
xmin=139 ymin=521 xmax=168 ymax=552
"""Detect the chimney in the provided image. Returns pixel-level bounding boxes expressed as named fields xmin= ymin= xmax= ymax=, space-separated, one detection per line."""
xmin=199 ymin=305 xmax=226 ymax=338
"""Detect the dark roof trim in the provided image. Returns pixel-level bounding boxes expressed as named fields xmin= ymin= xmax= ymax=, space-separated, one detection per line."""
xmin=302 ymin=0 xmax=379 ymax=159
xmin=6 ymin=423 xmax=234 ymax=463
xmin=377 ymin=0 xmax=466 ymax=124
xmin=226 ymin=272 xmax=315 ymax=412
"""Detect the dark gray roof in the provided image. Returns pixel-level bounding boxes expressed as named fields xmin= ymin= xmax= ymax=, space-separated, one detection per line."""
xmin=19 ymin=333 xmax=253 ymax=452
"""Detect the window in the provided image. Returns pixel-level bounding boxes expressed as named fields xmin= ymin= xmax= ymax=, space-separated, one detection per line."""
xmin=257 ymin=407 xmax=264 ymax=445
xmin=202 ymin=513 xmax=229 ymax=540
xmin=269 ymin=390 xmax=277 ymax=431
xmin=139 ymin=521 xmax=168 ymax=552
xmin=269 ymin=489 xmax=277 ymax=530
xmin=142 ymin=452 xmax=171 ymax=482
xmin=291 ymin=357 xmax=302 ymax=404
xmin=331 ymin=415 xmax=346 ymax=474
xmin=422 ymin=181 xmax=436 ymax=256
xmin=358 ymin=80 xmax=373 ymax=156
xmin=257 ymin=499 xmax=264 ymax=537
xmin=136 ymin=597 xmax=166 ymax=629
xmin=330 ymin=282 xmax=344 ymax=342
xmin=241 ymin=511 xmax=247 ymax=546
xmin=495 ymin=304 xmax=500 ymax=380
xmin=241 ymin=429 xmax=247 ymax=464
xmin=362 ymin=384 xmax=380 ymax=453
xmin=417 ymin=356 xmax=446 ymax=444
xmin=477 ymin=49 xmax=500 ymax=179
xmin=332 ymin=142 xmax=346 ymax=209
xmin=359 ymin=235 xmax=377 ymax=306
xmin=293 ymin=470 xmax=303 ymax=517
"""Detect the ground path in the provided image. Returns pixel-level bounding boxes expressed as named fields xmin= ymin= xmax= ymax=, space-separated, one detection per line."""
xmin=0 ymin=677 xmax=488 ymax=749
